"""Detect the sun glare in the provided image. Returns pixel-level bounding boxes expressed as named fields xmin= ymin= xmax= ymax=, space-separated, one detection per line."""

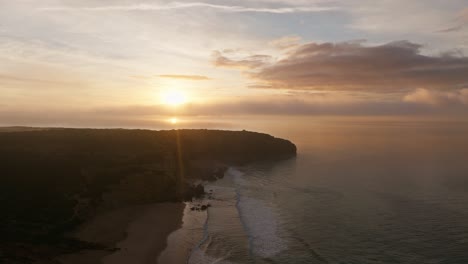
xmin=169 ymin=117 xmax=178 ymax=124
xmin=161 ymin=90 xmax=187 ymax=106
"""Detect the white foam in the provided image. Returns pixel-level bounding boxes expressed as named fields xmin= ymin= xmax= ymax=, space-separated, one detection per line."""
xmin=226 ymin=167 xmax=247 ymax=186
xmin=188 ymin=180 xmax=241 ymax=264
xmin=231 ymin=168 xmax=288 ymax=258
xmin=189 ymin=247 xmax=237 ymax=264
xmin=187 ymin=168 xmax=287 ymax=262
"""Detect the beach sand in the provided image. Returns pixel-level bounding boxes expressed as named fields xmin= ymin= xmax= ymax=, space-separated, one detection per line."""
xmin=57 ymin=203 xmax=185 ymax=264
xmin=157 ymin=201 xmax=207 ymax=264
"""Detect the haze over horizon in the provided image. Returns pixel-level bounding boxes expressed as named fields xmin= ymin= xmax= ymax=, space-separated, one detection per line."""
xmin=1 ymin=0 xmax=468 ymax=128
xmin=3 ymin=3 xmax=468 ymax=263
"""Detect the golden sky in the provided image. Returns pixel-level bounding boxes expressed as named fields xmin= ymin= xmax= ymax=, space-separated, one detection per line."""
xmin=1 ymin=1 xmax=468 ymax=127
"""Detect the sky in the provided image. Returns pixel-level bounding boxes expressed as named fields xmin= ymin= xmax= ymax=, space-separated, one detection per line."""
xmin=1 ymin=0 xmax=468 ymax=128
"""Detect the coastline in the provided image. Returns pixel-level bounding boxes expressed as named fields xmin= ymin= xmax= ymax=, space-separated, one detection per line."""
xmin=0 ymin=129 xmax=296 ymax=263
xmin=57 ymin=203 xmax=185 ymax=264
xmin=157 ymin=200 xmax=208 ymax=264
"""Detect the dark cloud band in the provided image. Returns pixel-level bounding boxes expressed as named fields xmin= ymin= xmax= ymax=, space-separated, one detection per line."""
xmin=218 ymin=40 xmax=468 ymax=92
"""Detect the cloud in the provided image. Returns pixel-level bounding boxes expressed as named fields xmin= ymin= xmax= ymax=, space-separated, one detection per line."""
xmin=269 ymin=35 xmax=302 ymax=49
xmin=38 ymin=2 xmax=336 ymax=13
xmin=0 ymin=74 xmax=72 ymax=85
xmin=437 ymin=25 xmax=464 ymax=33
xmin=3 ymin=88 xmax=468 ymax=128
xmin=0 ymin=109 xmax=231 ymax=129
xmin=212 ymin=51 xmax=271 ymax=69
xmin=1 ymin=96 xmax=463 ymax=125
xmin=462 ymin=8 xmax=468 ymax=22
xmin=158 ymin=74 xmax=212 ymax=80
xmin=129 ymin=75 xmax=150 ymax=80
xmin=241 ymin=40 xmax=468 ymax=91
xmin=437 ymin=7 xmax=468 ymax=33
xmin=344 ymin=0 xmax=459 ymax=34
xmin=403 ymin=88 xmax=468 ymax=106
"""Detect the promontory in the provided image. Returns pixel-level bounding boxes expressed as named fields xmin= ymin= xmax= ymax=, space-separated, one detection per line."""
xmin=0 ymin=128 xmax=296 ymax=263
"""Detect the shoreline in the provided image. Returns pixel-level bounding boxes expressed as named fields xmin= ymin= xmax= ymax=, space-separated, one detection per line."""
xmin=157 ymin=200 xmax=209 ymax=264
xmin=0 ymin=129 xmax=296 ymax=263
xmin=57 ymin=169 xmax=232 ymax=264
xmin=57 ymin=203 xmax=185 ymax=264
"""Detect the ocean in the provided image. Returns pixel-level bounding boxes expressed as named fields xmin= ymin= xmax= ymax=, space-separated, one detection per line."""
xmin=161 ymin=119 xmax=468 ymax=264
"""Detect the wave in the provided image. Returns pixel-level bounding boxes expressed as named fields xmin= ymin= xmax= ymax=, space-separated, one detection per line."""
xmin=230 ymin=168 xmax=288 ymax=258
xmin=187 ymin=168 xmax=287 ymax=263
xmin=188 ymin=182 xmax=240 ymax=264
xmin=189 ymin=247 xmax=237 ymax=264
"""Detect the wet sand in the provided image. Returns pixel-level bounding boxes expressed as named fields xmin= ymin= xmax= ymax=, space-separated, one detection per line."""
xmin=157 ymin=201 xmax=207 ymax=264
xmin=58 ymin=203 xmax=185 ymax=264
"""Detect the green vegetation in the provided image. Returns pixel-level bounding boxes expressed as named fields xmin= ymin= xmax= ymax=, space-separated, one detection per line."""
xmin=0 ymin=128 xmax=296 ymax=262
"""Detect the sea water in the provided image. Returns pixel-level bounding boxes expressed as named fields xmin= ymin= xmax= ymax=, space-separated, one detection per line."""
xmin=168 ymin=119 xmax=468 ymax=263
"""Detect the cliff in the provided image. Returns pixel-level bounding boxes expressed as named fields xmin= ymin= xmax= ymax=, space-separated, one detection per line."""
xmin=0 ymin=128 xmax=296 ymax=262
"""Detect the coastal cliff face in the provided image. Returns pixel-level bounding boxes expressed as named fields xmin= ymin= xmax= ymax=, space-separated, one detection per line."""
xmin=0 ymin=128 xmax=296 ymax=263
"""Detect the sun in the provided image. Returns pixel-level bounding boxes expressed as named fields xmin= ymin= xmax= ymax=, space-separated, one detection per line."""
xmin=161 ymin=90 xmax=187 ymax=106
xmin=169 ymin=117 xmax=178 ymax=124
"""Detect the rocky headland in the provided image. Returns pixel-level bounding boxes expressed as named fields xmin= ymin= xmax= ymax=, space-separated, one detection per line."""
xmin=0 ymin=128 xmax=296 ymax=263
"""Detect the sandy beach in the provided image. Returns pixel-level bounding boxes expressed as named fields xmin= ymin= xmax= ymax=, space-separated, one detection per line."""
xmin=157 ymin=200 xmax=208 ymax=264
xmin=57 ymin=203 xmax=185 ymax=264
